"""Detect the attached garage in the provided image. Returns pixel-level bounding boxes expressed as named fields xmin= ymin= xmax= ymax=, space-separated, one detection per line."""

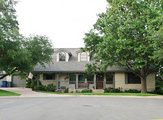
xmin=12 ymin=76 xmax=26 ymax=87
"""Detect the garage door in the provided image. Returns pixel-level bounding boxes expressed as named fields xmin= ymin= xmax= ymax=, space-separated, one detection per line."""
xmin=12 ymin=76 xmax=26 ymax=87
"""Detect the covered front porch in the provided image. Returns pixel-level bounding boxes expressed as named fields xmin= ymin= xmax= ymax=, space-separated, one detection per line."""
xmin=55 ymin=72 xmax=114 ymax=91
xmin=37 ymin=72 xmax=114 ymax=92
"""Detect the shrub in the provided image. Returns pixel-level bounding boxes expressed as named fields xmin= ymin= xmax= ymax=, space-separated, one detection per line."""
xmin=64 ymin=88 xmax=69 ymax=93
xmin=29 ymin=79 xmax=43 ymax=90
xmin=31 ymin=80 xmax=37 ymax=90
xmin=60 ymin=86 xmax=66 ymax=89
xmin=154 ymin=85 xmax=163 ymax=94
xmin=111 ymin=88 xmax=121 ymax=93
xmin=81 ymin=89 xmax=92 ymax=93
xmin=76 ymin=90 xmax=81 ymax=93
xmin=124 ymin=89 xmax=141 ymax=93
xmin=33 ymin=85 xmax=45 ymax=91
xmin=56 ymin=88 xmax=69 ymax=93
xmin=56 ymin=89 xmax=65 ymax=93
xmin=45 ymin=84 xmax=56 ymax=92
xmin=26 ymin=79 xmax=32 ymax=88
xmin=104 ymin=88 xmax=121 ymax=93
xmin=104 ymin=88 xmax=112 ymax=93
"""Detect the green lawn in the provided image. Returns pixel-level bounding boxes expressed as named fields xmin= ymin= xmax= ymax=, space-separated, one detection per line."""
xmin=0 ymin=89 xmax=20 ymax=96
xmin=37 ymin=91 xmax=161 ymax=96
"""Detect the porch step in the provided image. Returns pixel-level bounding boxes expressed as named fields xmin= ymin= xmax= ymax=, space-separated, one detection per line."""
xmin=93 ymin=89 xmax=104 ymax=93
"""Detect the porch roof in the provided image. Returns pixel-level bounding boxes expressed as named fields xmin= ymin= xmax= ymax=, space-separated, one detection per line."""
xmin=34 ymin=61 xmax=127 ymax=73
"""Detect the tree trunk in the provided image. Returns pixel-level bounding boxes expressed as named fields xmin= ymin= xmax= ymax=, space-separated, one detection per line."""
xmin=141 ymin=76 xmax=147 ymax=93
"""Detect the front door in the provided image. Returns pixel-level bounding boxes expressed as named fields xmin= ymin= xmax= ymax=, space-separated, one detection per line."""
xmin=96 ymin=74 xmax=104 ymax=89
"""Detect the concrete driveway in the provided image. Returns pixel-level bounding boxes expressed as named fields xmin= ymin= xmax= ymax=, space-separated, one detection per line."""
xmin=0 ymin=88 xmax=69 ymax=97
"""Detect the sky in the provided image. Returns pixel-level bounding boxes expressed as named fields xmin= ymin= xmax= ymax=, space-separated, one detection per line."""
xmin=15 ymin=0 xmax=108 ymax=48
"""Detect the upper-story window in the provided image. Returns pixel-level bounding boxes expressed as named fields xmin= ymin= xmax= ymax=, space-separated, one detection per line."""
xmin=59 ymin=52 xmax=66 ymax=61
xmin=80 ymin=52 xmax=87 ymax=61
xmin=56 ymin=49 xmax=72 ymax=62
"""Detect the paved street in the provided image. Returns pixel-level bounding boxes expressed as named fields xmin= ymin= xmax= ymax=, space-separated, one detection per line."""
xmin=0 ymin=96 xmax=163 ymax=120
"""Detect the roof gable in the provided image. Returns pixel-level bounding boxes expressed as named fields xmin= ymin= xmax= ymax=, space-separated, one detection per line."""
xmin=55 ymin=48 xmax=72 ymax=56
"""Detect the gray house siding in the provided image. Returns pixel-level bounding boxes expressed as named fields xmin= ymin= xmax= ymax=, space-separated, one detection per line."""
xmin=12 ymin=76 xmax=26 ymax=87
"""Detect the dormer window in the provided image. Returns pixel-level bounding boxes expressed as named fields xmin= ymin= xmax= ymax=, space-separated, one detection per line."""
xmin=59 ymin=52 xmax=66 ymax=61
xmin=76 ymin=50 xmax=90 ymax=62
xmin=80 ymin=52 xmax=87 ymax=61
xmin=56 ymin=49 xmax=72 ymax=62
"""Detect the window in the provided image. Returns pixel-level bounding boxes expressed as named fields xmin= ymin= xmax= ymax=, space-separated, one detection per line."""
xmin=87 ymin=75 xmax=94 ymax=84
xmin=78 ymin=74 xmax=85 ymax=83
xmin=106 ymin=73 xmax=114 ymax=84
xmin=126 ymin=73 xmax=141 ymax=84
xmin=43 ymin=73 xmax=55 ymax=80
xmin=90 ymin=55 xmax=94 ymax=61
xmin=69 ymin=73 xmax=76 ymax=84
xmin=59 ymin=52 xmax=66 ymax=61
xmin=80 ymin=52 xmax=87 ymax=61
xmin=97 ymin=74 xmax=103 ymax=81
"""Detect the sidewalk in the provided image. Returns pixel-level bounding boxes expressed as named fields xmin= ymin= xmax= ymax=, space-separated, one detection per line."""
xmin=0 ymin=87 xmax=70 ymax=98
xmin=1 ymin=87 xmax=163 ymax=99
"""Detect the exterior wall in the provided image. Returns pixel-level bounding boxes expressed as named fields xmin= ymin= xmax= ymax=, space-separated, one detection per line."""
xmin=59 ymin=73 xmax=69 ymax=87
xmin=114 ymin=72 xmax=155 ymax=92
xmin=89 ymin=84 xmax=94 ymax=89
xmin=146 ymin=73 xmax=155 ymax=91
xmin=12 ymin=76 xmax=26 ymax=87
xmin=0 ymin=74 xmax=12 ymax=87
xmin=40 ymin=73 xmax=75 ymax=89
xmin=40 ymin=72 xmax=155 ymax=92
xmin=69 ymin=84 xmax=75 ymax=92
xmin=106 ymin=84 xmax=114 ymax=88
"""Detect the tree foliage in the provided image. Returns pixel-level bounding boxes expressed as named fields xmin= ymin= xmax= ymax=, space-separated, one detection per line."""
xmin=152 ymin=28 xmax=163 ymax=81
xmin=0 ymin=0 xmax=54 ymax=79
xmin=84 ymin=0 xmax=163 ymax=93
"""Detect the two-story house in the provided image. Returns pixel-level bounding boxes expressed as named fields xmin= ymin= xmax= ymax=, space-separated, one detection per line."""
xmin=33 ymin=48 xmax=155 ymax=92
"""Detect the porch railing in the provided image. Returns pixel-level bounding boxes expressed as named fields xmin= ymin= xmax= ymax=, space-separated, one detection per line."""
xmin=87 ymin=81 xmax=94 ymax=84
xmin=69 ymin=81 xmax=76 ymax=84
xmin=78 ymin=82 xmax=89 ymax=88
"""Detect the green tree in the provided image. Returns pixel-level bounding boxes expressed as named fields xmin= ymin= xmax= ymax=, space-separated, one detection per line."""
xmin=0 ymin=0 xmax=54 ymax=79
xmin=153 ymin=27 xmax=163 ymax=84
xmin=153 ymin=28 xmax=163 ymax=63
xmin=84 ymin=0 xmax=163 ymax=93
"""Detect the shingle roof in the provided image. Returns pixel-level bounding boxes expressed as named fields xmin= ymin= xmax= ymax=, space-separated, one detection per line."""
xmin=34 ymin=48 xmax=127 ymax=72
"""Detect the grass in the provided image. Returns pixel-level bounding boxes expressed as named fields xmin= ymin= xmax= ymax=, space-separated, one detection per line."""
xmin=37 ymin=91 xmax=161 ymax=96
xmin=0 ymin=89 xmax=20 ymax=96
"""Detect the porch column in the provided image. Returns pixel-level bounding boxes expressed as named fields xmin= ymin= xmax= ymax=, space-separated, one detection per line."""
xmin=113 ymin=73 xmax=115 ymax=89
xmin=76 ymin=74 xmax=79 ymax=89
xmin=103 ymin=73 xmax=106 ymax=89
xmin=56 ymin=74 xmax=60 ymax=89
xmin=94 ymin=74 xmax=96 ymax=89
xmin=85 ymin=78 xmax=87 ymax=83
xmin=37 ymin=74 xmax=40 ymax=86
